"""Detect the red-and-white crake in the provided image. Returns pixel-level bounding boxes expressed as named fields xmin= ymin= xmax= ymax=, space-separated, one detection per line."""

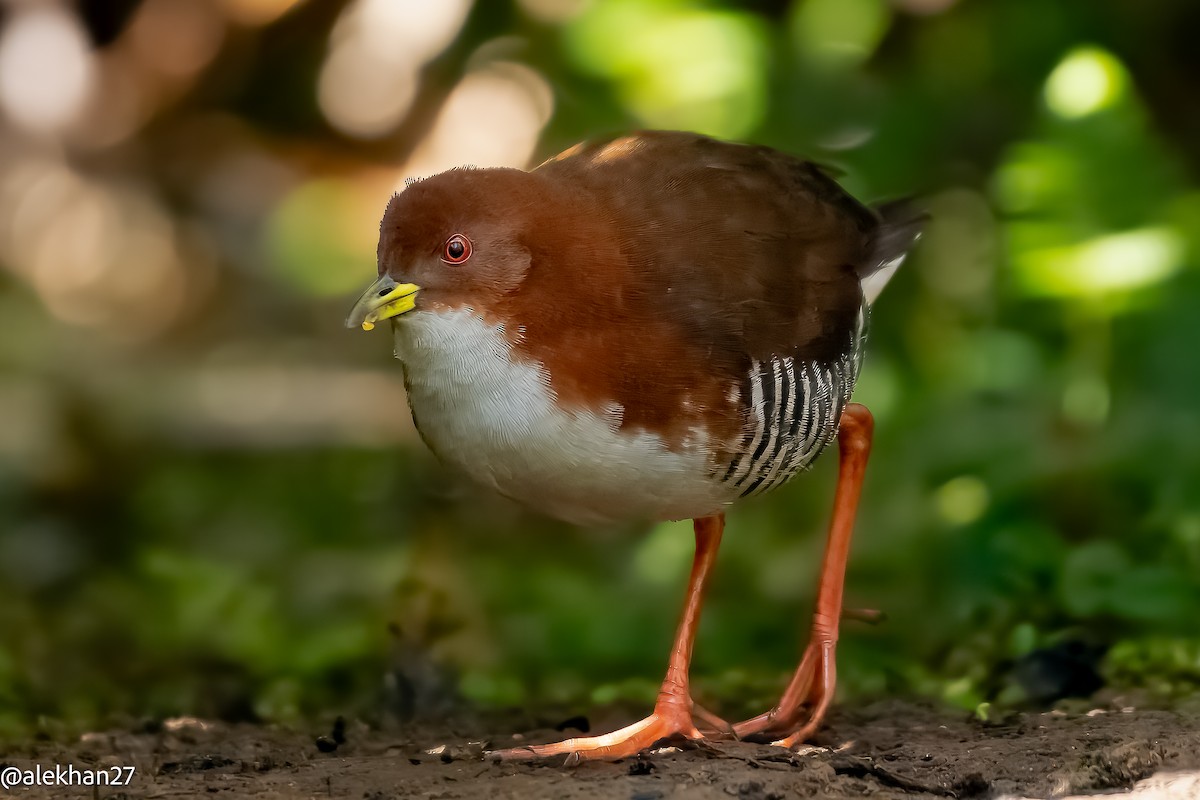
xmin=347 ymin=131 xmax=924 ymax=762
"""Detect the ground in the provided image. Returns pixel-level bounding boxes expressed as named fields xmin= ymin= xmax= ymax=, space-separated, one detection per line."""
xmin=4 ymin=701 xmax=1199 ymax=799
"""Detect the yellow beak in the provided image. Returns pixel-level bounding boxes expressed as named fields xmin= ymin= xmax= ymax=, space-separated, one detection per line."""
xmin=345 ymin=275 xmax=421 ymax=331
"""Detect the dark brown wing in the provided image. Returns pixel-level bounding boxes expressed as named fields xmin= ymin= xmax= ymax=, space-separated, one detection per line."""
xmin=536 ymin=131 xmax=877 ymax=367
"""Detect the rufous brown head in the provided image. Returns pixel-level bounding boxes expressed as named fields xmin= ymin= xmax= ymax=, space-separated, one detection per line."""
xmin=346 ymin=167 xmax=548 ymax=330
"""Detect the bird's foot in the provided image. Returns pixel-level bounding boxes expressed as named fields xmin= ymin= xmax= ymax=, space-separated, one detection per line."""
xmin=732 ymin=639 xmax=835 ymax=748
xmin=489 ymin=699 xmax=707 ymax=762
xmin=734 ymin=712 xmax=825 ymax=750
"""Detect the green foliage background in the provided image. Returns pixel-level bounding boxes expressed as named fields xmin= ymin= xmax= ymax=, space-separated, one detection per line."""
xmin=1 ymin=0 xmax=1198 ymax=734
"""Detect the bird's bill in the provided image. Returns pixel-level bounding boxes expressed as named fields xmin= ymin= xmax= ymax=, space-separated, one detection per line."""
xmin=345 ymin=275 xmax=421 ymax=331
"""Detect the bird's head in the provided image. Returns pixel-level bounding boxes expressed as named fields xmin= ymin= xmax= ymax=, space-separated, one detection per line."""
xmin=346 ymin=167 xmax=546 ymax=331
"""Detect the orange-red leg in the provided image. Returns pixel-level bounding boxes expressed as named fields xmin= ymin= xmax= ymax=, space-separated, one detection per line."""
xmin=491 ymin=514 xmax=725 ymax=761
xmin=733 ymin=403 xmax=874 ymax=747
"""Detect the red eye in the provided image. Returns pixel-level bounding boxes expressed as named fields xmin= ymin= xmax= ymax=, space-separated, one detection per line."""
xmin=441 ymin=233 xmax=472 ymax=264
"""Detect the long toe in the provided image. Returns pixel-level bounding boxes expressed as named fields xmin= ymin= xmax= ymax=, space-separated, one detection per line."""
xmin=489 ymin=708 xmax=704 ymax=762
xmin=691 ymin=700 xmax=734 ymax=738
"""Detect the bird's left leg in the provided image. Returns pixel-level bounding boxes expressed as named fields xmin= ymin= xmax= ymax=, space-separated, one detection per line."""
xmin=490 ymin=514 xmax=725 ymax=762
xmin=733 ymin=403 xmax=874 ymax=747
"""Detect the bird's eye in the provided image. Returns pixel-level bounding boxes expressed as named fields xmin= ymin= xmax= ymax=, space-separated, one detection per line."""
xmin=441 ymin=234 xmax=472 ymax=265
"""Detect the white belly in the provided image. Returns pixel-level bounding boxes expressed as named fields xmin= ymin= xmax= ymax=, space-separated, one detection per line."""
xmin=391 ymin=309 xmax=730 ymax=526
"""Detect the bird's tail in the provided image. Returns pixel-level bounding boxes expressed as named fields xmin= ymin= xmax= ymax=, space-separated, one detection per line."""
xmin=860 ymin=199 xmax=926 ymax=306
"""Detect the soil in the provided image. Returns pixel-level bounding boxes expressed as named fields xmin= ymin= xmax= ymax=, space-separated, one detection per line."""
xmin=3 ymin=700 xmax=1199 ymax=799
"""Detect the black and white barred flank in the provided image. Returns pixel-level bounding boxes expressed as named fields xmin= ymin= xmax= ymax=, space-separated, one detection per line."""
xmin=718 ymin=338 xmax=863 ymax=499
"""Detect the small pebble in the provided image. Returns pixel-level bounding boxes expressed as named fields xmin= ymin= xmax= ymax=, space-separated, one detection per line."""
xmin=628 ymin=756 xmax=654 ymax=776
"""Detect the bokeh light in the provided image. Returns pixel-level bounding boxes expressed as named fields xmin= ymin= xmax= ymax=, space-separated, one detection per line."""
xmin=128 ymin=0 xmax=226 ymax=80
xmin=791 ymin=0 xmax=891 ymax=70
xmin=218 ymin=0 xmax=305 ymax=27
xmin=267 ymin=177 xmax=383 ymax=296
xmin=317 ymin=0 xmax=473 ymax=139
xmin=935 ymin=476 xmax=989 ymax=527
xmin=0 ymin=5 xmax=95 ymax=135
xmin=996 ymin=46 xmax=1186 ymax=307
xmin=564 ymin=0 xmax=767 ymax=138
xmin=401 ymin=61 xmax=554 ymax=179
xmin=1017 ymin=227 xmax=1184 ymax=300
xmin=516 ymin=0 xmax=591 ymax=24
xmin=1044 ymin=46 xmax=1129 ymax=119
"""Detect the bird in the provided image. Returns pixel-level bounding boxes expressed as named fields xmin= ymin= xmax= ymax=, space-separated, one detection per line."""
xmin=346 ymin=130 xmax=923 ymax=761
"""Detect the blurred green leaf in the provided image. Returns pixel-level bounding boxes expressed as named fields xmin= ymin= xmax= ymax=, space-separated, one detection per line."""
xmin=1060 ymin=541 xmax=1130 ymax=617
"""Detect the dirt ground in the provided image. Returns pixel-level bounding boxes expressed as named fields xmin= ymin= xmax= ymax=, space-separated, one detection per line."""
xmin=3 ymin=700 xmax=1199 ymax=799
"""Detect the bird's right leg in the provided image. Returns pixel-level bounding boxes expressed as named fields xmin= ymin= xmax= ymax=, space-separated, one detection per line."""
xmin=733 ymin=403 xmax=874 ymax=746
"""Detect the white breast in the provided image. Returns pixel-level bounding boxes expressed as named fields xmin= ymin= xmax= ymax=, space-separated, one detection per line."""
xmin=391 ymin=309 xmax=731 ymax=526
